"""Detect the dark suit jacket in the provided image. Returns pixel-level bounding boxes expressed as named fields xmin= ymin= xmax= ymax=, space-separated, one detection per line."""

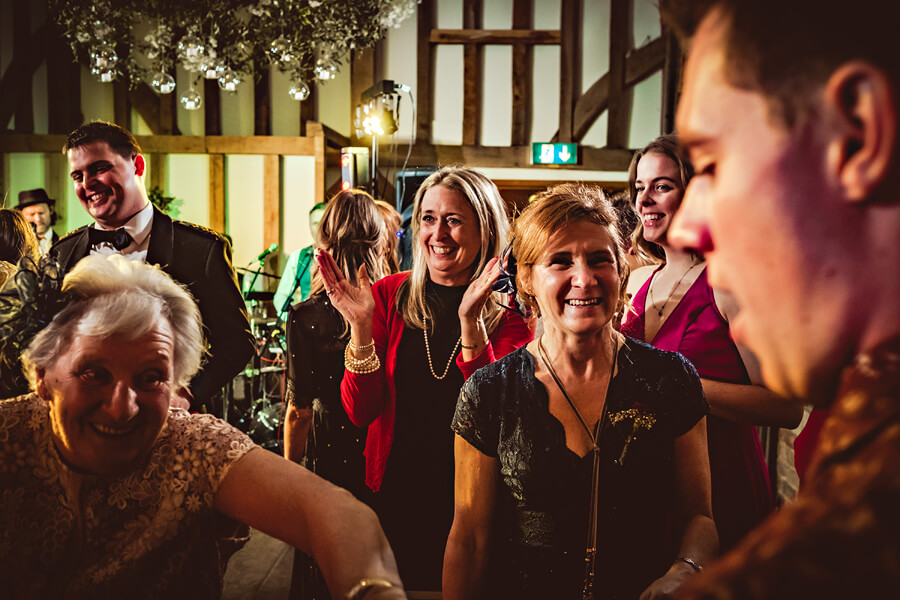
xmin=52 ymin=207 xmax=254 ymax=412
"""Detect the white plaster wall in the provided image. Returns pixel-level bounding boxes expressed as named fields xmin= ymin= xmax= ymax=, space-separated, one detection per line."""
xmin=79 ymin=67 xmax=115 ymax=124
xmin=166 ymin=154 xmax=209 ymax=225
xmin=225 ymin=154 xmax=266 ymax=276
xmin=281 ymin=155 xmax=318 ymax=257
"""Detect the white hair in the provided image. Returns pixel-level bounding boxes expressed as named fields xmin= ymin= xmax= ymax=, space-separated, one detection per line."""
xmin=22 ymin=255 xmax=204 ymax=389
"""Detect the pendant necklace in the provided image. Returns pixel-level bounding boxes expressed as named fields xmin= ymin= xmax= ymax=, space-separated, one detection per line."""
xmin=648 ymin=258 xmax=702 ymax=318
xmin=423 ymin=317 xmax=461 ymax=380
xmin=538 ymin=334 xmax=619 ymax=600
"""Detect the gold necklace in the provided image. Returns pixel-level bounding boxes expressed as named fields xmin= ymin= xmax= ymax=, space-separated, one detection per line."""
xmin=423 ymin=318 xmax=461 ymax=380
xmin=537 ymin=334 xmax=619 ymax=600
xmin=647 ymin=259 xmax=702 ymax=318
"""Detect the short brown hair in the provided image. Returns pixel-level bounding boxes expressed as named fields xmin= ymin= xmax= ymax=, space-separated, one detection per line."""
xmin=63 ymin=121 xmax=142 ymax=159
xmin=628 ymin=134 xmax=693 ymax=262
xmin=512 ymin=183 xmax=629 ymax=323
xmin=661 ymin=0 xmax=900 ymax=129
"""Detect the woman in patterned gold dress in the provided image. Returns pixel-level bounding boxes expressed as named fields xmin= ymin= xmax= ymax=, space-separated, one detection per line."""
xmin=0 ymin=254 xmax=404 ymax=600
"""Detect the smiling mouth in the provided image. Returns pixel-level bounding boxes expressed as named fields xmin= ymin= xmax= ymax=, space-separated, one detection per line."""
xmin=91 ymin=422 xmax=136 ymax=437
xmin=565 ymin=298 xmax=600 ymax=307
xmin=642 ymin=214 xmax=664 ymax=226
xmin=431 ymin=246 xmax=457 ymax=256
xmin=85 ymin=190 xmax=110 ymax=204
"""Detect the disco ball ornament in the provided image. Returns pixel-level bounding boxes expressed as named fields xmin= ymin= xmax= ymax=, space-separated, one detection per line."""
xmin=269 ymin=36 xmax=293 ymax=62
xmin=90 ymin=43 xmax=118 ymax=69
xmin=177 ymin=32 xmax=205 ymax=60
xmin=288 ymin=80 xmax=310 ymax=101
xmin=180 ymin=87 xmax=202 ymax=110
xmin=218 ymin=68 xmax=241 ymax=92
xmin=151 ymin=71 xmax=176 ymax=94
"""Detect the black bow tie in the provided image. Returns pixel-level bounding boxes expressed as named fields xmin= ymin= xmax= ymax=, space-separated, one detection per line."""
xmin=88 ymin=227 xmax=133 ymax=251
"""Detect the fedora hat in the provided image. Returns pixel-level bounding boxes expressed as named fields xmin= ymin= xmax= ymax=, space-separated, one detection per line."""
xmin=16 ymin=188 xmax=56 ymax=210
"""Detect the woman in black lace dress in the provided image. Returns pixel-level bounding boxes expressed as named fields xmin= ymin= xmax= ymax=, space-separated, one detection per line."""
xmin=443 ymin=184 xmax=719 ymax=600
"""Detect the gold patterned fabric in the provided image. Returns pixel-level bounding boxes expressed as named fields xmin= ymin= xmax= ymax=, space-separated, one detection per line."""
xmin=0 ymin=393 xmax=257 ymax=599
xmin=679 ymin=337 xmax=900 ymax=599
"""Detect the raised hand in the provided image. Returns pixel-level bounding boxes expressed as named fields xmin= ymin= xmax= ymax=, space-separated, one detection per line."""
xmin=458 ymin=256 xmax=502 ymax=360
xmin=315 ymin=249 xmax=376 ymax=336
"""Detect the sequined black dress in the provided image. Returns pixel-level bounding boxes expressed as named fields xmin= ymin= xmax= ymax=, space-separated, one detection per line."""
xmin=452 ymin=339 xmax=708 ymax=599
xmin=287 ymin=294 xmax=368 ymax=501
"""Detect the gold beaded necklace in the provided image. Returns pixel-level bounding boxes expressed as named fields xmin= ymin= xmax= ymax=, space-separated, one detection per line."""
xmin=423 ymin=318 xmax=461 ymax=380
xmin=647 ymin=258 xmax=702 ymax=318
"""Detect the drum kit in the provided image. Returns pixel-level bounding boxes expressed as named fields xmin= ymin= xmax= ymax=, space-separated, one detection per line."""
xmin=229 ymin=264 xmax=287 ymax=452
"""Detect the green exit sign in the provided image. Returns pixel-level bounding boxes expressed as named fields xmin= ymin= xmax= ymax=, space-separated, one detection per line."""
xmin=531 ymin=142 xmax=578 ymax=165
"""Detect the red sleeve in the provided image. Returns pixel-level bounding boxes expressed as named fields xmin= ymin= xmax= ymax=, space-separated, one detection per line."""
xmin=340 ymin=279 xmax=393 ymax=427
xmin=456 ymin=310 xmax=534 ymax=380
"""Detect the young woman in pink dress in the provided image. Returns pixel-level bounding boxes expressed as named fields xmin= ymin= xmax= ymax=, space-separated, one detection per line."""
xmin=620 ymin=135 xmax=804 ymax=551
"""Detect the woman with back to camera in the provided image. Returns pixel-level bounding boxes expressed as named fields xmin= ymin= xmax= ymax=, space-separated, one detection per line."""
xmin=0 ymin=254 xmax=405 ymax=600
xmin=444 ymin=184 xmax=717 ymax=600
xmin=316 ymin=166 xmax=533 ymax=592
xmin=620 ymin=134 xmax=804 ymax=551
xmin=284 ymin=189 xmax=393 ymax=599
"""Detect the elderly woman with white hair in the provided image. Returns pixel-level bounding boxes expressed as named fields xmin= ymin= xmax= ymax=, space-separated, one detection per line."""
xmin=0 ymin=255 xmax=405 ymax=600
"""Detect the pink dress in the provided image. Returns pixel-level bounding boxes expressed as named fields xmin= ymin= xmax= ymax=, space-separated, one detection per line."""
xmin=621 ymin=266 xmax=773 ymax=551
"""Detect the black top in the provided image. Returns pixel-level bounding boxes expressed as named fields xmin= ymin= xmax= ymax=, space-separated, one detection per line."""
xmin=287 ymin=294 xmax=369 ymax=502
xmin=453 ymin=338 xmax=708 ymax=600
xmin=376 ymin=279 xmax=466 ymax=592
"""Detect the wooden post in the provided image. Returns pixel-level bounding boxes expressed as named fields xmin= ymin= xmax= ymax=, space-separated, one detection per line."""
xmin=660 ymin=27 xmax=682 ymax=135
xmin=416 ymin=0 xmax=436 ymax=143
xmin=254 ymin=66 xmax=272 ymax=136
xmin=204 ymin=79 xmax=222 ymax=136
xmin=558 ymin=0 xmax=580 ymax=143
xmin=462 ymin=0 xmax=484 ymax=146
xmin=12 ymin=4 xmax=34 ymax=133
xmin=262 ymin=154 xmax=281 ymax=288
xmin=606 ymin=0 xmax=632 ymax=148
xmin=208 ymin=154 xmax=225 ymax=234
xmin=511 ymin=0 xmax=534 ymax=146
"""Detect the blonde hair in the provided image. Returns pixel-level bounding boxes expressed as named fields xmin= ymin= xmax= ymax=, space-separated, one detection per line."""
xmin=512 ymin=183 xmax=630 ymax=324
xmin=309 ymin=189 xmax=388 ymax=306
xmin=374 ymin=199 xmax=402 ymax=275
xmin=397 ymin=166 xmax=509 ymax=333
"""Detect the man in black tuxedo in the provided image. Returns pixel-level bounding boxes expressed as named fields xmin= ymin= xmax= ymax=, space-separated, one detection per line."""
xmin=16 ymin=188 xmax=59 ymax=255
xmin=53 ymin=121 xmax=253 ymax=414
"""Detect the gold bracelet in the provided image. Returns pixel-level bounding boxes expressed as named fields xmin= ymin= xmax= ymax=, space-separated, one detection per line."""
xmin=460 ymin=335 xmax=488 ymax=350
xmin=345 ymin=343 xmax=381 ymax=374
xmin=345 ymin=577 xmax=397 ymax=600
xmin=349 ymin=339 xmax=375 ymax=353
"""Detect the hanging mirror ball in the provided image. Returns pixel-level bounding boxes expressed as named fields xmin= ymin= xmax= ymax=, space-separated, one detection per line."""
xmin=269 ymin=36 xmax=293 ymax=62
xmin=218 ymin=69 xmax=241 ymax=92
xmin=90 ymin=43 xmax=118 ymax=69
xmin=177 ymin=32 xmax=205 ymax=60
xmin=90 ymin=65 xmax=115 ymax=83
xmin=180 ymin=88 xmax=202 ymax=110
xmin=288 ymin=80 xmax=310 ymax=101
xmin=198 ymin=57 xmax=219 ymax=79
xmin=151 ymin=72 xmax=176 ymax=94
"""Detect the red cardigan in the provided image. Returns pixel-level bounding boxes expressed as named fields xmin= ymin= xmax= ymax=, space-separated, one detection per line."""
xmin=341 ymin=272 xmax=533 ymax=492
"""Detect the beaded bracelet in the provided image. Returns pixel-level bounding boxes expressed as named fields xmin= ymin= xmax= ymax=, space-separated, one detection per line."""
xmin=348 ymin=339 xmax=376 ymax=353
xmin=345 ymin=343 xmax=381 ymax=374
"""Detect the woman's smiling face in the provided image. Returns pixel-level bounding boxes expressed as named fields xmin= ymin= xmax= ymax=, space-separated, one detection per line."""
xmin=634 ymin=152 xmax=686 ymax=247
xmin=418 ymin=184 xmax=482 ymax=286
xmin=526 ymin=220 xmax=622 ymax=337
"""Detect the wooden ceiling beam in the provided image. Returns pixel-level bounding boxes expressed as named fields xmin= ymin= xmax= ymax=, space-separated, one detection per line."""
xmin=430 ymin=29 xmax=560 ymax=44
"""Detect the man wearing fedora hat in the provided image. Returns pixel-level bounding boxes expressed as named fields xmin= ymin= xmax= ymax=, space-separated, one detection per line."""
xmin=16 ymin=188 xmax=58 ymax=255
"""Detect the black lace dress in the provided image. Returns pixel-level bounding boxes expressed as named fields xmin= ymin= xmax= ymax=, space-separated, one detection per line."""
xmin=452 ymin=338 xmax=708 ymax=599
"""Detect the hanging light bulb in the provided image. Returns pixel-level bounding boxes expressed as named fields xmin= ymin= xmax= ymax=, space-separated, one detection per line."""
xmin=218 ymin=68 xmax=241 ymax=92
xmin=151 ymin=71 xmax=176 ymax=94
xmin=90 ymin=43 xmax=118 ymax=69
xmin=180 ymin=87 xmax=202 ymax=110
xmin=269 ymin=36 xmax=293 ymax=63
xmin=288 ymin=79 xmax=310 ymax=101
xmin=177 ymin=32 xmax=205 ymax=61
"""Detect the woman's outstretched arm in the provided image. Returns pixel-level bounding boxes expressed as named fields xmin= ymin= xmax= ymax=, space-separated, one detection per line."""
xmin=216 ymin=448 xmax=406 ymax=600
